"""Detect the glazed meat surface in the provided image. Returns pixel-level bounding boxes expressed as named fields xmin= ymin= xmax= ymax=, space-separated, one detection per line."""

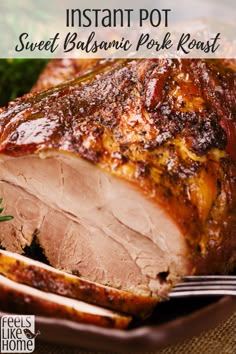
xmin=0 ymin=58 xmax=235 ymax=298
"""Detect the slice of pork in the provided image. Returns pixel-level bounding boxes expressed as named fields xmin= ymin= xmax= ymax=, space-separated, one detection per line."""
xmin=0 ymin=249 xmax=157 ymax=318
xmin=0 ymin=275 xmax=131 ymax=329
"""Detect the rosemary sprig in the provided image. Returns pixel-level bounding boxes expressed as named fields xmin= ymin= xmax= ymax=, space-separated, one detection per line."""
xmin=0 ymin=198 xmax=13 ymax=222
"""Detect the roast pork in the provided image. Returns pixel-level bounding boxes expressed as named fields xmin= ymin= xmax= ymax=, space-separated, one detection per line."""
xmin=0 ymin=58 xmax=235 ymax=301
xmin=0 ymin=274 xmax=131 ymax=329
xmin=0 ymin=249 xmax=156 ymax=318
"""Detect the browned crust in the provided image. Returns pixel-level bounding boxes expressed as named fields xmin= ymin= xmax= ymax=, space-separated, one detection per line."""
xmin=0 ymin=250 xmax=158 ymax=318
xmin=0 ymin=58 xmax=235 ymax=274
xmin=0 ymin=276 xmax=132 ymax=329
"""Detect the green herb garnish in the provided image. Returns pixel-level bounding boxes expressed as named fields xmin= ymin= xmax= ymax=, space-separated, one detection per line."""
xmin=0 ymin=198 xmax=13 ymax=222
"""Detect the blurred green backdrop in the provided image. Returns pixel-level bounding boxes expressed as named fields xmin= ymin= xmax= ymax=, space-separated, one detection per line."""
xmin=0 ymin=59 xmax=48 ymax=107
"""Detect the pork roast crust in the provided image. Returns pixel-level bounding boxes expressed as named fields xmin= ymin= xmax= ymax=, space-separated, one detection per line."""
xmin=0 ymin=58 xmax=236 ymax=284
xmin=0 ymin=275 xmax=132 ymax=329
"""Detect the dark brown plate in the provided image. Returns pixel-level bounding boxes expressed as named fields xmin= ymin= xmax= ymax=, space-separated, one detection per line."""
xmin=1 ymin=296 xmax=235 ymax=352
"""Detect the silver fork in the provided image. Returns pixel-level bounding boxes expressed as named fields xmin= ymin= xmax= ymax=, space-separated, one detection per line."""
xmin=169 ymin=275 xmax=236 ymax=298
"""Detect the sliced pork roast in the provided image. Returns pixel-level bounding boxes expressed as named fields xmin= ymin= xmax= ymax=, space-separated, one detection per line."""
xmin=0 ymin=249 xmax=156 ymax=318
xmin=0 ymin=59 xmax=236 ymax=301
xmin=0 ymin=275 xmax=131 ymax=329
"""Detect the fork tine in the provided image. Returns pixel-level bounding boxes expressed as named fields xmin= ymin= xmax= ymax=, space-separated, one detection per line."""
xmin=172 ymin=285 xmax=236 ymax=291
xmin=169 ymin=289 xmax=236 ymax=298
xmin=174 ymin=280 xmax=236 ymax=288
xmin=169 ymin=274 xmax=236 ymax=298
xmin=183 ymin=275 xmax=236 ymax=281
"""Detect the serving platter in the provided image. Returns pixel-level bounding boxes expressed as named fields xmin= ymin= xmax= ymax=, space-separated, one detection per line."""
xmin=1 ymin=295 xmax=235 ymax=352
